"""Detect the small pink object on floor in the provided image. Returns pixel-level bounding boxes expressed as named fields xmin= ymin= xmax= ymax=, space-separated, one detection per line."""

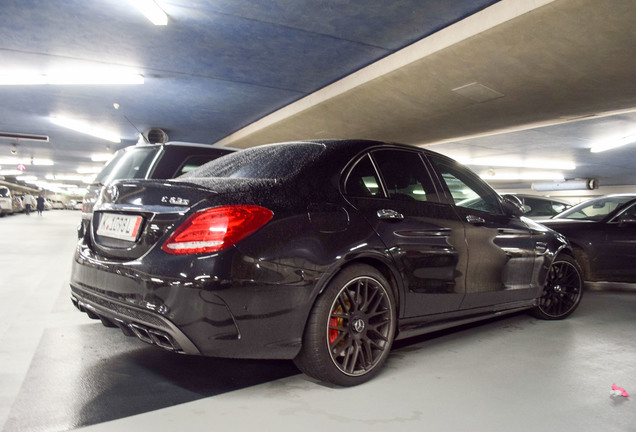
xmin=611 ymin=384 xmax=629 ymax=398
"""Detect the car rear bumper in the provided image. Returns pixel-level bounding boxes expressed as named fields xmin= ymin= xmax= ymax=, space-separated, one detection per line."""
xmin=70 ymin=243 xmax=315 ymax=360
xmin=71 ymin=285 xmax=200 ymax=354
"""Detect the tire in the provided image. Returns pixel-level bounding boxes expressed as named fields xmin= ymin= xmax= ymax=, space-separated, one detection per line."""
xmin=294 ymin=264 xmax=397 ymax=386
xmin=532 ymin=254 xmax=583 ymax=320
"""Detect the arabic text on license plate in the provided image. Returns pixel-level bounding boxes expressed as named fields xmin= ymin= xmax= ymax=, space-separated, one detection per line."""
xmin=97 ymin=214 xmax=143 ymax=242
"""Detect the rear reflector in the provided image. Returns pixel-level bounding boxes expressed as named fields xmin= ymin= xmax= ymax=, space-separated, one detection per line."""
xmin=161 ymin=205 xmax=273 ymax=255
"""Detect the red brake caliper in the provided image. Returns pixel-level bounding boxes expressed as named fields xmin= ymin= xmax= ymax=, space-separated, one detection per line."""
xmin=329 ymin=315 xmax=340 ymax=344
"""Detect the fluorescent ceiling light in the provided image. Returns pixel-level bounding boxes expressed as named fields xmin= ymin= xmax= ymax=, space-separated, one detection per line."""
xmin=77 ymin=167 xmax=103 ymax=174
xmin=0 ymin=169 xmax=23 ymax=176
xmin=128 ymin=0 xmax=168 ymax=25
xmin=590 ymin=134 xmax=636 ymax=153
xmin=46 ymin=174 xmax=96 ymax=183
xmin=459 ymin=157 xmax=575 ymax=170
xmin=0 ymin=72 xmax=144 ymax=86
xmin=479 ymin=171 xmax=565 ymax=181
xmin=51 ymin=116 xmax=121 ymax=143
xmin=0 ymin=157 xmax=53 ymax=166
xmin=91 ymin=153 xmax=114 ymax=162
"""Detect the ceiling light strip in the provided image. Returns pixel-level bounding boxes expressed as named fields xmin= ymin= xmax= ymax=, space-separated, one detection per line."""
xmin=128 ymin=0 xmax=168 ymax=25
xmin=590 ymin=135 xmax=636 ymax=153
xmin=50 ymin=116 xmax=121 ymax=143
xmin=0 ymin=73 xmax=144 ymax=86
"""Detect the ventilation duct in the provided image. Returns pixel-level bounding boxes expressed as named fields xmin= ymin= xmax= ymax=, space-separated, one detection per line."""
xmin=532 ymin=179 xmax=598 ymax=192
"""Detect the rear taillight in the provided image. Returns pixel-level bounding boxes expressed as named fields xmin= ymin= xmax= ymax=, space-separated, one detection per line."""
xmin=161 ymin=205 xmax=273 ymax=255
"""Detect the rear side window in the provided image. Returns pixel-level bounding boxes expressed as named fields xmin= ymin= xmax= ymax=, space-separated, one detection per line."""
xmin=344 ymin=155 xmax=383 ymax=197
xmin=372 ymin=150 xmax=438 ymax=202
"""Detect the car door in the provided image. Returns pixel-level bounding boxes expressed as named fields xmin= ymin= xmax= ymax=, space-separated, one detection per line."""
xmin=426 ymin=154 xmax=538 ymax=309
xmin=595 ymin=201 xmax=636 ymax=282
xmin=343 ymin=149 xmax=468 ymax=317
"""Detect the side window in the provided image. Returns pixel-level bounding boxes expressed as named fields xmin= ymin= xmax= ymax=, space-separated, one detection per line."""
xmin=612 ymin=202 xmax=636 ymax=222
xmin=372 ymin=150 xmax=438 ymax=202
xmin=430 ymin=157 xmax=502 ymax=215
xmin=344 ymin=154 xmax=383 ymax=197
xmin=551 ymin=202 xmax=569 ymax=215
xmin=524 ymin=197 xmax=556 ymax=217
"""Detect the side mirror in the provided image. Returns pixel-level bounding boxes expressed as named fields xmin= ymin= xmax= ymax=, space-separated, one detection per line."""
xmin=501 ymin=194 xmax=525 ymax=217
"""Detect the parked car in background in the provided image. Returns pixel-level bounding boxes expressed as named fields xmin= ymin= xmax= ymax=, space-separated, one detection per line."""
xmin=50 ymin=200 xmax=65 ymax=209
xmin=81 ymin=141 xmax=236 ymax=220
xmin=0 ymin=186 xmax=14 ymax=216
xmin=71 ymin=139 xmax=583 ymax=387
xmin=510 ymin=194 xmax=571 ymax=219
xmin=539 ymin=194 xmax=636 ymax=282
xmin=12 ymin=195 xmax=25 ymax=213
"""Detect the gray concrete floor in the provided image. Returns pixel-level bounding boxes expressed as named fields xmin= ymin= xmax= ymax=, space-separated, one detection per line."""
xmin=1 ymin=210 xmax=634 ymax=431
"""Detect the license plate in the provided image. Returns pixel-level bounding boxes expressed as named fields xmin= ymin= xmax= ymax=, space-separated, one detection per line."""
xmin=96 ymin=213 xmax=143 ymax=242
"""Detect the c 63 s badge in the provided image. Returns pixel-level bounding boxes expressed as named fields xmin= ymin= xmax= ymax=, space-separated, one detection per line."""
xmin=162 ymin=196 xmax=190 ymax=206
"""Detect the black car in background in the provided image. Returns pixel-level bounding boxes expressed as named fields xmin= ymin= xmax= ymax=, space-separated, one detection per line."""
xmin=71 ymin=140 xmax=583 ymax=386
xmin=511 ymin=194 xmax=571 ymax=219
xmin=540 ymin=194 xmax=636 ymax=283
xmin=81 ymin=141 xmax=236 ymax=220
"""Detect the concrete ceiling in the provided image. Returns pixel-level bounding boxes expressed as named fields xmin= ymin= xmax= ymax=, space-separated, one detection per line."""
xmin=1 ymin=0 xmax=636 ymax=194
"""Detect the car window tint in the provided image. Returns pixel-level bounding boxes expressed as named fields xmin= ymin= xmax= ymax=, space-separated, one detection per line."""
xmin=173 ymin=155 xmax=223 ymax=177
xmin=95 ymin=146 xmax=160 ymax=184
xmin=344 ymin=154 xmax=383 ymax=197
xmin=430 ymin=158 xmax=502 ymax=215
xmin=372 ymin=150 xmax=437 ymax=202
xmin=551 ymin=202 xmax=569 ymax=214
xmin=611 ymin=202 xmax=636 ymax=222
xmin=524 ymin=197 xmax=558 ymax=217
xmin=557 ymin=196 xmax=634 ymax=220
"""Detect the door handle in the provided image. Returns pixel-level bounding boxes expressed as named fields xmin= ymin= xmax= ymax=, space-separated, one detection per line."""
xmin=466 ymin=214 xmax=486 ymax=225
xmin=377 ymin=209 xmax=404 ymax=220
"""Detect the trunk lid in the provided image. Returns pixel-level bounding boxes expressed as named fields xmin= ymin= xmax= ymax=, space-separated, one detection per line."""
xmin=88 ymin=178 xmax=277 ymax=260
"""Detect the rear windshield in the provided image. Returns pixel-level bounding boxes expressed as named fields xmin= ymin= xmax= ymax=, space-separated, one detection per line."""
xmin=0 ymin=187 xmax=10 ymax=198
xmin=94 ymin=146 xmax=160 ymax=185
xmin=181 ymin=142 xmax=325 ymax=180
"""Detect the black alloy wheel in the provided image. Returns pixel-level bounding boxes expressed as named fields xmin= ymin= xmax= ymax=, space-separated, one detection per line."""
xmin=294 ymin=264 xmax=396 ymax=386
xmin=533 ymin=254 xmax=583 ymax=320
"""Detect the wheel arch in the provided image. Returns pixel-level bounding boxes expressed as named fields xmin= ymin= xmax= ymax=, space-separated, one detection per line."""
xmin=569 ymin=242 xmax=592 ymax=281
xmin=306 ymin=254 xmax=403 ymax=330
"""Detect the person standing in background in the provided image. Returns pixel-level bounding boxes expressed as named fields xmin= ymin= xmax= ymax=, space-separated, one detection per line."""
xmin=36 ymin=194 xmax=45 ymax=216
xmin=23 ymin=192 xmax=35 ymax=215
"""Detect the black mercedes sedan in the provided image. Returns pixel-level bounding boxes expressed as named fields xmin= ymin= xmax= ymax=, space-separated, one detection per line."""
xmin=539 ymin=194 xmax=636 ymax=283
xmin=71 ymin=140 xmax=583 ymax=386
